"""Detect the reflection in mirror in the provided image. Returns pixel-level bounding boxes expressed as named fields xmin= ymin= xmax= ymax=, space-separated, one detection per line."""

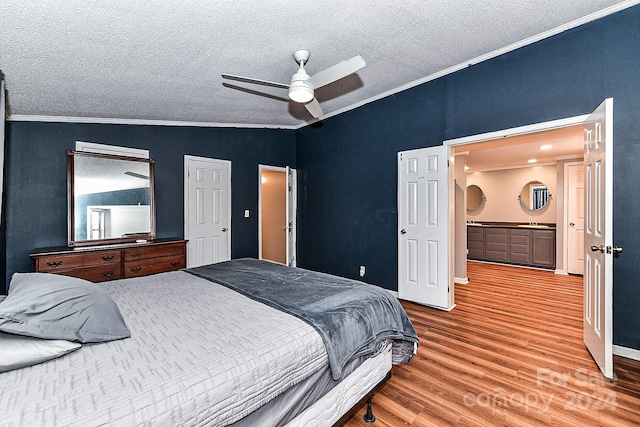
xmin=519 ymin=180 xmax=550 ymax=211
xmin=467 ymin=184 xmax=485 ymax=211
xmin=68 ymin=150 xmax=155 ymax=247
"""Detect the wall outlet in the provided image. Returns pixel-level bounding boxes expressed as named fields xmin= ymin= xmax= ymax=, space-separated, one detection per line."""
xmin=359 ymin=265 xmax=366 ymax=277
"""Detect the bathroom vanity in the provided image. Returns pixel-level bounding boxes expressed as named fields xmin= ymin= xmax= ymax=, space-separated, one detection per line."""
xmin=467 ymin=223 xmax=556 ymax=269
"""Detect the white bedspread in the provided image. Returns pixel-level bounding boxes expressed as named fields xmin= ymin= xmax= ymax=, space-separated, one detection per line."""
xmin=0 ymin=271 xmax=328 ymax=426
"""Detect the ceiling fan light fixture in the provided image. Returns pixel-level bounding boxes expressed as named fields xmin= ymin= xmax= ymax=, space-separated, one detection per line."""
xmin=288 ymin=82 xmax=314 ymax=103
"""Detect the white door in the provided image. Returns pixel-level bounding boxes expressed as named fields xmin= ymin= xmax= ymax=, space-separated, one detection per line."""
xmin=567 ymin=162 xmax=585 ymax=275
xmin=398 ymin=146 xmax=453 ymax=310
xmin=286 ymin=166 xmax=297 ymax=267
xmin=184 ymin=156 xmax=231 ymax=268
xmin=583 ymin=98 xmax=618 ymax=379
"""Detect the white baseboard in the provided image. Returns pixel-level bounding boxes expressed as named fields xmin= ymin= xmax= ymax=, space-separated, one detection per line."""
xmin=613 ymin=345 xmax=640 ymax=362
xmin=455 ymin=276 xmax=469 ymax=284
xmin=387 ymin=290 xmax=399 ymax=299
xmin=554 ymin=269 xmax=568 ymax=275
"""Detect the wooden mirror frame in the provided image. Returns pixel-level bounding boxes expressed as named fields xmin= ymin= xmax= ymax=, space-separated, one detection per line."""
xmin=67 ymin=150 xmax=156 ymax=247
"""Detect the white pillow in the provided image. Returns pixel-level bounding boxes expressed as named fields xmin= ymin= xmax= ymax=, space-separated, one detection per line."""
xmin=0 ymin=332 xmax=81 ymax=373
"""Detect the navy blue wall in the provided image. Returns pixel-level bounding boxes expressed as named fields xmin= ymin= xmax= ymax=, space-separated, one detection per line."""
xmin=3 ymin=122 xmax=295 ymax=289
xmin=296 ymin=7 xmax=640 ymax=349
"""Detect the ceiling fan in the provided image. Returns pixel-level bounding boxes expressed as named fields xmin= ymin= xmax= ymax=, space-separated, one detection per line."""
xmin=221 ymin=50 xmax=366 ymax=118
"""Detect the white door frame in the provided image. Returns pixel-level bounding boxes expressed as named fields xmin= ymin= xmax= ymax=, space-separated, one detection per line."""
xmin=184 ymin=155 xmax=232 ymax=267
xmin=258 ymin=165 xmax=297 ymax=266
xmin=444 ymin=114 xmax=589 ymax=272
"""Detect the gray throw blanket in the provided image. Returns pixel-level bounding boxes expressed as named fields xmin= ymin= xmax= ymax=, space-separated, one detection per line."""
xmin=185 ymin=258 xmax=418 ymax=380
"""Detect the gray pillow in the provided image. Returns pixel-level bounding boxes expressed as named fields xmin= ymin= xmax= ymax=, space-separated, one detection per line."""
xmin=0 ymin=331 xmax=81 ymax=373
xmin=0 ymin=273 xmax=130 ymax=343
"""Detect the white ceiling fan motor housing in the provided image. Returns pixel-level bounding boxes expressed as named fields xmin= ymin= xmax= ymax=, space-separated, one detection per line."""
xmin=288 ymin=53 xmax=314 ymax=103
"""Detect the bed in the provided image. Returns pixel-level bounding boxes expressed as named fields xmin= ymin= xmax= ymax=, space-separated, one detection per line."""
xmin=0 ymin=258 xmax=418 ymax=426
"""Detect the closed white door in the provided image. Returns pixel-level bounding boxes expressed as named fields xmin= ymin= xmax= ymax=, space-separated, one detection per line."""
xmin=184 ymin=156 xmax=231 ymax=267
xmin=398 ymin=146 xmax=453 ymax=310
xmin=583 ymin=98 xmax=617 ymax=379
xmin=567 ymin=162 xmax=585 ymax=275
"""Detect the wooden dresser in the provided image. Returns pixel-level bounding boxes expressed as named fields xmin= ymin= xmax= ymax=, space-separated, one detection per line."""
xmin=30 ymin=239 xmax=187 ymax=283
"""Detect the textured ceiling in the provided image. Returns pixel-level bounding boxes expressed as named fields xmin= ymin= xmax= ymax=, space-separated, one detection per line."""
xmin=0 ymin=0 xmax=635 ymax=128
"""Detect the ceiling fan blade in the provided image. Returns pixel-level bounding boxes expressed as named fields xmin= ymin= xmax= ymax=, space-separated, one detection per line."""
xmin=221 ymin=74 xmax=289 ymax=89
xmin=305 ymin=55 xmax=366 ymax=89
xmin=305 ymin=98 xmax=323 ymax=118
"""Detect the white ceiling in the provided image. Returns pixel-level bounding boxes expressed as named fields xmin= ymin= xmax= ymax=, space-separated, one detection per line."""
xmin=456 ymin=125 xmax=585 ymax=172
xmin=1 ymin=0 xmax=636 ymax=129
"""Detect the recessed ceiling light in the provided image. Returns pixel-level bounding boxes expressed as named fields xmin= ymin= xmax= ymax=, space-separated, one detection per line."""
xmin=540 ymin=144 xmax=552 ymax=150
xmin=528 ymin=159 xmax=537 ymax=163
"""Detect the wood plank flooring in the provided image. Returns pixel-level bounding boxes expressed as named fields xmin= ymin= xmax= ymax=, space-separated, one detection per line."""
xmin=344 ymin=261 xmax=640 ymax=427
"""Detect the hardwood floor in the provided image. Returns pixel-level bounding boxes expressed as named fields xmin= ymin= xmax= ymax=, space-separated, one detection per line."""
xmin=345 ymin=261 xmax=640 ymax=426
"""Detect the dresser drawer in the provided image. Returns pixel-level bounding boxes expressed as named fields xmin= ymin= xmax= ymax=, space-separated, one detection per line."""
xmin=35 ymin=250 xmax=122 ymax=272
xmin=53 ymin=265 xmax=123 ymax=283
xmin=124 ymin=255 xmax=185 ymax=278
xmin=124 ymin=243 xmax=185 ymax=262
xmin=32 ymin=239 xmax=187 ymax=283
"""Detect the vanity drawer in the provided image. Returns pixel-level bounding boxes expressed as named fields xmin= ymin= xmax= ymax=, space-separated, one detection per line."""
xmin=34 ymin=250 xmax=122 ymax=272
xmin=124 ymin=243 xmax=185 ymax=262
xmin=124 ymin=255 xmax=185 ymax=278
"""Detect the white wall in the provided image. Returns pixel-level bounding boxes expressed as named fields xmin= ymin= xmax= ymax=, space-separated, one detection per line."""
xmin=466 ymin=164 xmax=557 ymax=224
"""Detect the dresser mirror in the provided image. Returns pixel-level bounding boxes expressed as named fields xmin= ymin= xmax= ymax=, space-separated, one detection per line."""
xmin=68 ymin=150 xmax=156 ymax=247
xmin=466 ymin=184 xmax=485 ymax=211
xmin=519 ymin=180 xmax=550 ymax=211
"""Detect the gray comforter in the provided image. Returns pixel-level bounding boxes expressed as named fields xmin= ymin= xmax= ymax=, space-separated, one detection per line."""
xmin=186 ymin=258 xmax=418 ymax=380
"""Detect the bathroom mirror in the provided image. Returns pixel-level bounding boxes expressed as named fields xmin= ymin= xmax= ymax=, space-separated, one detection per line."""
xmin=68 ymin=150 xmax=156 ymax=247
xmin=519 ymin=180 xmax=550 ymax=211
xmin=467 ymin=184 xmax=485 ymax=211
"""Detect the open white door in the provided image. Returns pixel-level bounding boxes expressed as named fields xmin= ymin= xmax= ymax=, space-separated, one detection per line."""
xmin=258 ymin=165 xmax=297 ymax=266
xmin=184 ymin=156 xmax=231 ymax=268
xmin=398 ymin=146 xmax=454 ymax=310
xmin=286 ymin=166 xmax=297 ymax=267
xmin=583 ymin=98 xmax=619 ymax=379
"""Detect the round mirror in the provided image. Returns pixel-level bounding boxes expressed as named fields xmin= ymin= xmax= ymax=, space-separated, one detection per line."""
xmin=467 ymin=185 xmax=485 ymax=211
xmin=519 ymin=180 xmax=550 ymax=211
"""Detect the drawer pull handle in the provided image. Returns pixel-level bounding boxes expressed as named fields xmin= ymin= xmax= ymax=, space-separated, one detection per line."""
xmin=130 ymin=267 xmax=142 ymax=273
xmin=102 ymin=271 xmax=113 ymax=277
xmin=102 ymin=255 xmax=115 ymax=261
xmin=170 ymin=261 xmax=180 ymax=267
xmin=130 ymin=252 xmax=143 ymax=258
xmin=46 ymin=261 xmax=63 ymax=268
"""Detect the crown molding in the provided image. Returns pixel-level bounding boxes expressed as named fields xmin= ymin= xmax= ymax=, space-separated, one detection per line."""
xmin=7 ymin=114 xmax=298 ymax=130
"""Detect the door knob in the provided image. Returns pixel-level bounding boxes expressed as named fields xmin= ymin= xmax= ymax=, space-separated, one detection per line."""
xmin=569 ymin=222 xmax=575 ymax=226
xmin=400 ymin=228 xmax=407 ymax=235
xmin=222 ymin=228 xmax=228 ymax=232
xmin=591 ymin=245 xmax=605 ymax=253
